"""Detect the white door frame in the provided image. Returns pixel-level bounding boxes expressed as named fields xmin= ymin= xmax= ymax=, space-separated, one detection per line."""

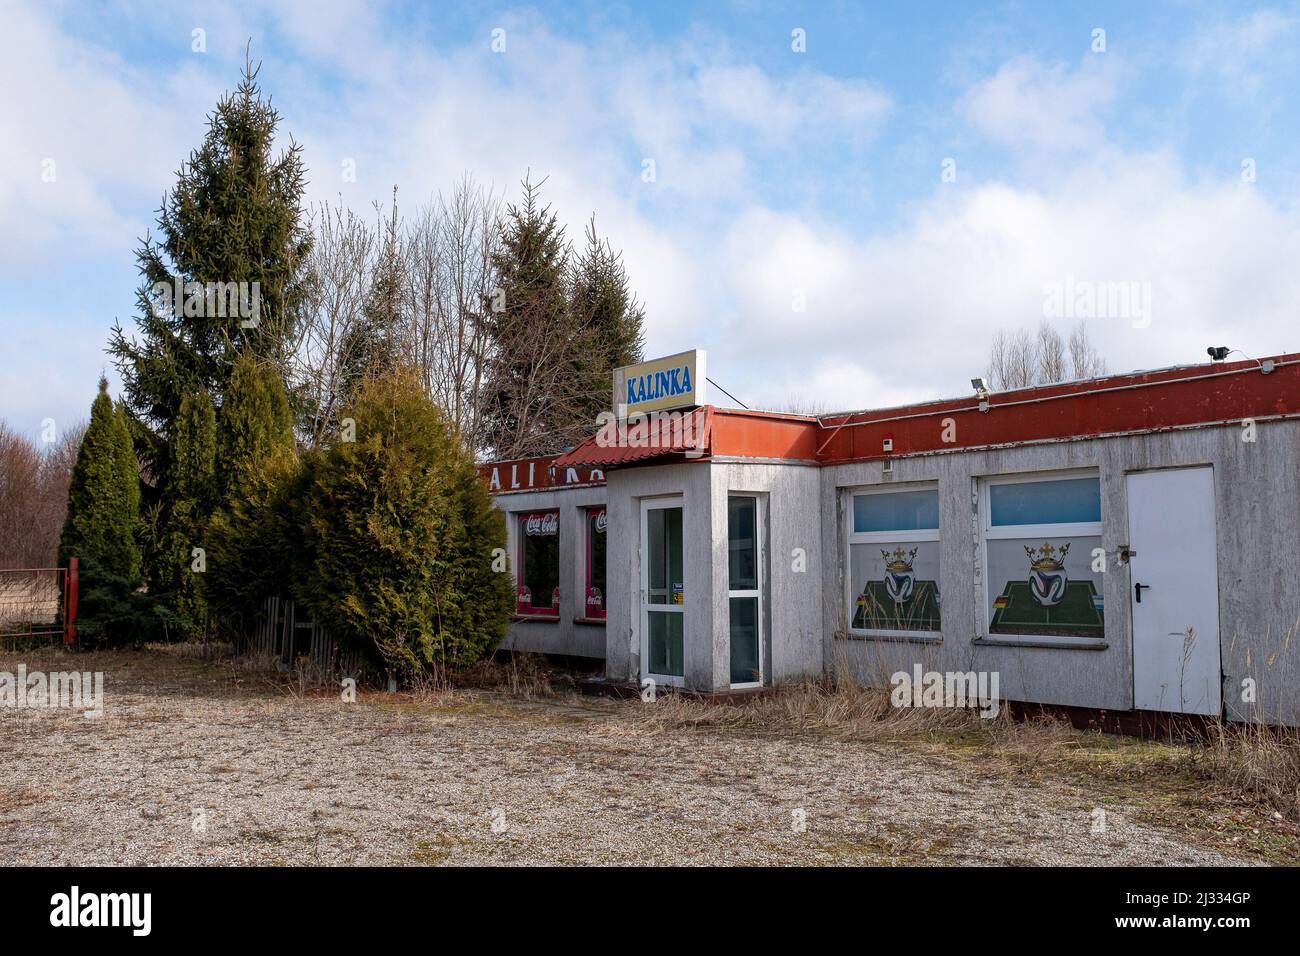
xmin=640 ymin=495 xmax=685 ymax=688
xmin=728 ymin=494 xmax=764 ymax=688
xmin=1126 ymin=466 xmax=1223 ymax=716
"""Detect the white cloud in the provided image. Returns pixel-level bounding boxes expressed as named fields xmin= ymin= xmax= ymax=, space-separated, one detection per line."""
xmin=0 ymin=4 xmax=226 ymax=271
xmin=1181 ymin=8 xmax=1298 ymax=96
xmin=694 ymin=64 xmax=891 ymax=145
xmin=957 ymin=55 xmax=1120 ymax=152
xmin=711 ymin=150 xmax=1300 ymax=413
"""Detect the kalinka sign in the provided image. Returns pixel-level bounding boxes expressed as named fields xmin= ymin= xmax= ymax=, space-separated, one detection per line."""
xmin=478 ymin=456 xmax=605 ymax=494
xmin=612 ymin=349 xmax=707 ymax=416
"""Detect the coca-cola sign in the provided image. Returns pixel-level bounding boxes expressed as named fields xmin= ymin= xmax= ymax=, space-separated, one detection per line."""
xmin=592 ymin=509 xmax=607 ymax=533
xmin=523 ymin=512 xmax=559 ymax=536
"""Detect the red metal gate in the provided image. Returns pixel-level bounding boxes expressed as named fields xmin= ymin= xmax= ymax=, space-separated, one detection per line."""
xmin=0 ymin=557 xmax=78 ymax=650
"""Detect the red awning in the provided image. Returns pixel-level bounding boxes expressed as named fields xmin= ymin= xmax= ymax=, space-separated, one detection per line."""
xmin=555 ymin=407 xmax=712 ymax=469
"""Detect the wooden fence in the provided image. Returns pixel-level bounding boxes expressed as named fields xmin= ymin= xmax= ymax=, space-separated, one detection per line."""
xmin=251 ymin=596 xmax=364 ymax=676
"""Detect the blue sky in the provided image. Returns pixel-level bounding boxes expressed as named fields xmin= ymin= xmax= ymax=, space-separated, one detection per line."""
xmin=3 ymin=0 xmax=1300 ymax=438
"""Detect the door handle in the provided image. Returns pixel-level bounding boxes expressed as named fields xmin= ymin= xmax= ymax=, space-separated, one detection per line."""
xmin=1134 ymin=582 xmax=1149 ymax=603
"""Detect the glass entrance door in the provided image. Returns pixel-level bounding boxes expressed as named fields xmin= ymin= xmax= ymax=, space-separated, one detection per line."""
xmin=728 ymin=495 xmax=763 ymax=686
xmin=641 ymin=497 xmax=685 ymax=686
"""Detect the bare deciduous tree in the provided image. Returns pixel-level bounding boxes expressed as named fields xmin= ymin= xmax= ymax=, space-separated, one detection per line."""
xmin=0 ymin=421 xmax=85 ymax=568
xmin=292 ymin=199 xmax=379 ymax=446
xmin=294 ymin=172 xmax=644 ymax=459
xmin=987 ymin=321 xmax=1108 ymax=390
xmin=405 ymin=175 xmax=502 ymax=451
xmin=291 ymin=177 xmax=503 ymax=452
xmin=1068 ymin=323 xmax=1108 ymax=380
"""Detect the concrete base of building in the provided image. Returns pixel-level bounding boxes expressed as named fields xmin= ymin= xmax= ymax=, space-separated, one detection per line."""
xmin=577 ymin=677 xmax=784 ymax=704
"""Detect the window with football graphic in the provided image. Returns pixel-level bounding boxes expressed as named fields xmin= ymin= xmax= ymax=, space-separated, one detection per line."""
xmin=981 ymin=473 xmax=1104 ymax=642
xmin=846 ymin=485 xmax=941 ymax=635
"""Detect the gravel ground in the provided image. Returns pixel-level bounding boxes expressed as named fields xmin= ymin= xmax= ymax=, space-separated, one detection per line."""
xmin=0 ymin=654 xmax=1261 ymax=866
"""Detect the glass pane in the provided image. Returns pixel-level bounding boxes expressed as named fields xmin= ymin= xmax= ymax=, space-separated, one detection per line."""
xmin=647 ymin=611 xmax=684 ymax=677
xmin=990 ymin=477 xmax=1100 ymax=526
xmin=729 ymin=596 xmax=759 ymax=684
xmin=586 ymin=509 xmax=607 ymax=618
xmin=986 ymin=534 xmax=1104 ymax=638
xmin=728 ymin=496 xmax=757 ymax=590
xmin=849 ymin=542 xmax=941 ymax=632
xmin=853 ymin=489 xmax=939 ymax=533
xmin=646 ymin=506 xmax=683 ymax=605
xmin=519 ymin=512 xmax=560 ymax=615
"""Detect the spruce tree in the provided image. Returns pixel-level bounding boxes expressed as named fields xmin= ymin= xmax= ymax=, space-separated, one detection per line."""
xmin=480 ymin=175 xmax=579 ymax=458
xmin=107 ymin=55 xmax=310 ymax=565
xmin=339 ymin=191 xmax=404 ymax=401
xmin=59 ymin=378 xmax=142 ymax=580
xmin=569 ymin=215 xmax=646 ymax=416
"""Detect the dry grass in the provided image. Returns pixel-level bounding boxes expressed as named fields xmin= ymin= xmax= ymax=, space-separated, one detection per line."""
xmin=452 ymin=652 xmax=597 ymax=699
xmin=141 ymin=641 xmax=580 ymax=701
xmin=1187 ymin=724 xmax=1300 ymax=822
xmin=626 ymin=672 xmax=1058 ymax=748
xmin=145 ymin=640 xmax=235 ymax=661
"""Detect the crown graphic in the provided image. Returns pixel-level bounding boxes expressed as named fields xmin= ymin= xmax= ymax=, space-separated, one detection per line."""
xmin=881 ymin=546 xmax=917 ymax=573
xmin=1025 ymin=541 xmax=1069 ymax=572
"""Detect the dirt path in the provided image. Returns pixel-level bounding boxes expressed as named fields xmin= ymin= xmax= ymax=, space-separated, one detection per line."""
xmin=0 ymin=657 xmax=1259 ymax=866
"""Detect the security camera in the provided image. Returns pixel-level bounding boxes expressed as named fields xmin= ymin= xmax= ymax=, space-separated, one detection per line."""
xmin=1207 ymin=346 xmax=1230 ymax=362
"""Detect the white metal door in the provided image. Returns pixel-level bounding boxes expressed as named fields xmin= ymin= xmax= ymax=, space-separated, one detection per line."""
xmin=1126 ymin=467 xmax=1222 ymax=715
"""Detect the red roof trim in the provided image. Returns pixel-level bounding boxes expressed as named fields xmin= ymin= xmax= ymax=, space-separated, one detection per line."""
xmin=478 ymin=353 xmax=1300 ymax=481
xmin=816 ymin=353 xmax=1300 ymax=463
xmin=554 ymin=407 xmax=713 ymax=469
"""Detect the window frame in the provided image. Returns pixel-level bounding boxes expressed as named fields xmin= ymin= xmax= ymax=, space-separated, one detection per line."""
xmin=580 ymin=506 xmax=607 ymax=622
xmin=514 ymin=509 xmax=561 ymax=620
xmin=727 ymin=494 xmax=764 ymax=688
xmin=844 ymin=482 xmax=942 ymax=639
xmin=977 ymin=469 xmax=1104 ymax=647
xmin=640 ymin=495 xmax=686 ymax=688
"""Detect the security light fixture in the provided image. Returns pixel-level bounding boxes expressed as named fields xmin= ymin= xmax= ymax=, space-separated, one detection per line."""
xmin=1207 ymin=346 xmax=1231 ymax=362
